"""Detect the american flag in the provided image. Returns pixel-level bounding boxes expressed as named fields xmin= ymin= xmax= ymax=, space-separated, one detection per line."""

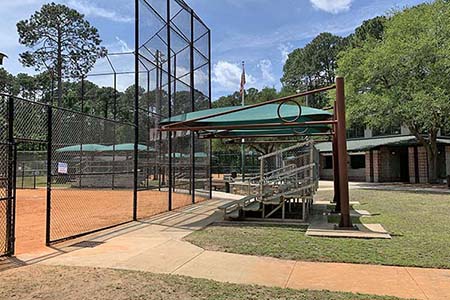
xmin=240 ymin=61 xmax=246 ymax=96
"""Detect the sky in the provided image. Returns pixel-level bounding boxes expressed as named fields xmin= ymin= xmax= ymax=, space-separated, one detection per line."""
xmin=0 ymin=0 xmax=425 ymax=100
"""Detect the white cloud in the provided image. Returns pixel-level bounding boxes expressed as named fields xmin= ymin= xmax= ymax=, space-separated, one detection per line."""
xmin=212 ymin=60 xmax=255 ymax=92
xmin=115 ymin=37 xmax=132 ymax=53
xmin=309 ymin=0 xmax=353 ymax=14
xmin=257 ymin=59 xmax=275 ymax=83
xmin=194 ymin=69 xmax=209 ymax=87
xmin=66 ymin=0 xmax=133 ymax=23
xmin=278 ymin=43 xmax=294 ymax=64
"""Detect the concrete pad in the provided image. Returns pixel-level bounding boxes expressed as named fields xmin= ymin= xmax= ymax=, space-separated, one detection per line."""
xmin=405 ymin=267 xmax=450 ymax=300
xmin=113 ymin=239 xmax=204 ymax=274
xmin=315 ymin=200 xmax=360 ymax=206
xmin=174 ymin=250 xmax=295 ymax=288
xmin=306 ymin=223 xmax=391 ymax=239
xmin=287 ymin=261 xmax=426 ymax=300
xmin=212 ymin=191 xmax=244 ymax=200
xmin=42 ymin=239 xmax=153 ymax=268
xmin=325 ymin=210 xmax=372 ymax=217
xmin=352 ymin=209 xmax=372 ymax=216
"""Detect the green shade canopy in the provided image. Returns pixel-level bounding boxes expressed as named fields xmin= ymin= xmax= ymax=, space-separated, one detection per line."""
xmin=204 ymin=127 xmax=331 ymax=139
xmin=193 ymin=152 xmax=208 ymax=158
xmin=161 ymin=104 xmax=332 ymax=126
xmin=316 ymin=135 xmax=450 ymax=153
xmin=56 ymin=144 xmax=109 ymax=153
xmin=104 ymin=143 xmax=154 ymax=152
xmin=161 ymin=104 xmax=332 ymax=139
xmin=56 ymin=143 xmax=155 ymax=153
xmin=165 ymin=152 xmax=184 ymax=158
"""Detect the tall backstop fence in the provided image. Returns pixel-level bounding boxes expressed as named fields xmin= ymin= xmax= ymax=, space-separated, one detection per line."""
xmin=136 ymin=0 xmax=212 ymax=217
xmin=0 ymin=0 xmax=211 ymax=256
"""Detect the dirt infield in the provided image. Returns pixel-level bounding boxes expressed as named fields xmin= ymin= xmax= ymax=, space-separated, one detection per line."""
xmin=15 ymin=189 xmax=206 ymax=255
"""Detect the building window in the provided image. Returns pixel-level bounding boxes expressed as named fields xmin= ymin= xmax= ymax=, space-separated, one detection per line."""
xmin=347 ymin=126 xmax=365 ymax=139
xmin=324 ymin=156 xmax=333 ymax=169
xmin=373 ymin=125 xmax=401 ymax=137
xmin=441 ymin=128 xmax=450 ymax=137
xmin=350 ymin=155 xmax=366 ymax=169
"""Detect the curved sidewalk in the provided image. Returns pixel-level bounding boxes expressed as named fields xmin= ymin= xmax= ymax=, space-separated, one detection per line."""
xmin=17 ymin=193 xmax=450 ymax=300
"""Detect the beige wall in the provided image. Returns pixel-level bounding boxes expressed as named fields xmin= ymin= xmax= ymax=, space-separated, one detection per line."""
xmin=319 ymin=154 xmax=366 ymax=182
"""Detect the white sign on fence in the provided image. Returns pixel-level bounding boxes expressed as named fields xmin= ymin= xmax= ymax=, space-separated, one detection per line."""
xmin=58 ymin=162 xmax=68 ymax=174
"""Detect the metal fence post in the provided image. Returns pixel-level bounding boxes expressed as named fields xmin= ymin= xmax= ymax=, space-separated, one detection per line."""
xmin=167 ymin=0 xmax=173 ymax=211
xmin=208 ymin=29 xmax=213 ymax=200
xmin=45 ymin=105 xmax=52 ymax=245
xmin=133 ymin=0 xmax=139 ymax=221
xmin=21 ymin=162 xmax=25 ymax=189
xmin=6 ymin=96 xmax=15 ymax=255
xmin=190 ymin=9 xmax=196 ymax=204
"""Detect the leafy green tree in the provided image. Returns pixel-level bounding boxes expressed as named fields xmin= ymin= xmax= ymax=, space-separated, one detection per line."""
xmin=212 ymin=92 xmax=242 ymax=108
xmin=0 ymin=68 xmax=18 ymax=95
xmin=338 ymin=0 xmax=450 ymax=183
xmin=118 ymin=85 xmax=144 ymax=123
xmin=281 ymin=33 xmax=343 ymax=108
xmin=345 ymin=16 xmax=387 ymax=49
xmin=17 ymin=2 xmax=107 ymax=106
xmin=16 ymin=73 xmax=39 ymax=100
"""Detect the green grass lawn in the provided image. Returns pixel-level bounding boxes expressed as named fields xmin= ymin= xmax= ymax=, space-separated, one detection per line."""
xmin=186 ymin=189 xmax=450 ymax=269
xmin=0 ymin=265 xmax=402 ymax=300
xmin=16 ymin=175 xmax=47 ymax=188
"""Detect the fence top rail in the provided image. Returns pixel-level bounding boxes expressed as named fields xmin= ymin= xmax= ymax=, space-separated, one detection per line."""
xmin=0 ymin=93 xmax=48 ymax=108
xmin=0 ymin=93 xmax=136 ymax=127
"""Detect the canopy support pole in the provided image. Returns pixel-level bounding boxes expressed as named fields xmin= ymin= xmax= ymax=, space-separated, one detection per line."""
xmin=336 ymin=77 xmax=352 ymax=228
xmin=332 ymin=101 xmax=341 ymax=213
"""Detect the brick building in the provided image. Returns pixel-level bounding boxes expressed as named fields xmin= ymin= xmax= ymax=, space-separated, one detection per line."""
xmin=316 ymin=135 xmax=450 ymax=183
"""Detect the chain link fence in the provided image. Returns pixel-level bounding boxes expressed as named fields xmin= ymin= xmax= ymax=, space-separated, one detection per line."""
xmin=0 ymin=95 xmax=14 ymax=256
xmin=0 ymin=0 xmax=212 ymax=254
xmin=49 ymin=107 xmax=136 ymax=243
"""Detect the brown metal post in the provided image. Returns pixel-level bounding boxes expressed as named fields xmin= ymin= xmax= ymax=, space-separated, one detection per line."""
xmin=332 ymin=101 xmax=341 ymax=213
xmin=335 ymin=77 xmax=352 ymax=228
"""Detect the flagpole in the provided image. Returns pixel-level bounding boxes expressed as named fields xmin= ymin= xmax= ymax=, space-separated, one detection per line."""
xmin=241 ymin=61 xmax=246 ymax=182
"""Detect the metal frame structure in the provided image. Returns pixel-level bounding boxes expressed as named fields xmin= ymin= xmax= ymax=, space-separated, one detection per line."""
xmin=136 ymin=0 xmax=212 ymax=207
xmin=0 ymin=0 xmax=212 ymax=256
xmin=161 ymin=78 xmax=352 ymax=228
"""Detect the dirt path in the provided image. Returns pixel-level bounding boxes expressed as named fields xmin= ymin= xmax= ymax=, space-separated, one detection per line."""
xmin=0 ymin=264 xmax=397 ymax=300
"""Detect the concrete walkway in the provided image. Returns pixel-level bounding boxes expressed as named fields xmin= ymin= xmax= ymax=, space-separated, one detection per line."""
xmin=319 ymin=180 xmax=450 ymax=194
xmin=17 ymin=193 xmax=450 ymax=300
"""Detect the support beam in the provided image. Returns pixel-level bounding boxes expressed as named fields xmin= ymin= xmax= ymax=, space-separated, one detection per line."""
xmin=335 ymin=77 xmax=352 ymax=228
xmin=332 ymin=104 xmax=341 ymax=213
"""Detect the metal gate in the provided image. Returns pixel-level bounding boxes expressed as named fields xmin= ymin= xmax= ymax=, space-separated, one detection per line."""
xmin=0 ymin=96 xmax=15 ymax=256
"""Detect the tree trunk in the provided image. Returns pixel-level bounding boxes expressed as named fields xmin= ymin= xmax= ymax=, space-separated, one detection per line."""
xmin=426 ymin=134 xmax=439 ymax=184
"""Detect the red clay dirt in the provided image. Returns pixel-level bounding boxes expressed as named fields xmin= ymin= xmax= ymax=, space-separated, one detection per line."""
xmin=15 ymin=188 xmax=205 ymax=255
